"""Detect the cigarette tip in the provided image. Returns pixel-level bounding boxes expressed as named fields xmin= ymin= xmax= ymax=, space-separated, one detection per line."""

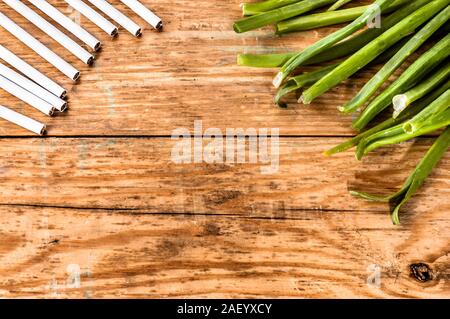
xmin=135 ymin=28 xmax=143 ymax=37
xmin=155 ymin=21 xmax=163 ymax=32
xmin=111 ymin=28 xmax=119 ymax=38
xmin=40 ymin=125 xmax=47 ymax=136
xmin=94 ymin=42 xmax=102 ymax=52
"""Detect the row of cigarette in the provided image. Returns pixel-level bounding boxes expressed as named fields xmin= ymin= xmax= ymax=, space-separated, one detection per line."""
xmin=0 ymin=0 xmax=162 ymax=135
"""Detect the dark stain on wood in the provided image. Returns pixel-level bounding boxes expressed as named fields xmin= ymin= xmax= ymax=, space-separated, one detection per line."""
xmin=410 ymin=263 xmax=434 ymax=283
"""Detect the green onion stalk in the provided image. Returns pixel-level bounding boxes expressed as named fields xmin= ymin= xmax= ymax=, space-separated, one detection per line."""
xmin=403 ymin=89 xmax=450 ymax=134
xmin=241 ymin=0 xmax=304 ymax=16
xmin=237 ymin=0 xmax=430 ymax=69
xmin=326 ymin=79 xmax=450 ymax=156
xmin=328 ymin=0 xmax=354 ymax=11
xmin=341 ymin=4 xmax=450 ymax=114
xmin=393 ymin=61 xmax=450 ymax=118
xmin=274 ymin=63 xmax=339 ymax=107
xmin=273 ymin=0 xmax=413 ymax=88
xmin=234 ymin=0 xmax=337 ymax=33
xmin=276 ymin=5 xmax=369 ymax=34
xmin=276 ymin=0 xmax=408 ymax=34
xmin=353 ymin=33 xmax=450 ymax=131
xmin=300 ymin=0 xmax=450 ymax=105
xmin=275 ymin=36 xmax=411 ymax=107
xmin=351 ymin=126 xmax=450 ymax=225
xmin=237 ymin=52 xmax=296 ymax=68
xmin=356 ymin=108 xmax=450 ymax=160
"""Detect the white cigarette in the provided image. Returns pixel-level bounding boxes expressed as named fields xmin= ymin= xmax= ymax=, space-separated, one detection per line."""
xmin=0 ymin=45 xmax=66 ymax=98
xmin=0 ymin=12 xmax=80 ymax=81
xmin=0 ymin=75 xmax=55 ymax=116
xmin=3 ymin=0 xmax=94 ymax=65
xmin=65 ymin=0 xmax=118 ymax=37
xmin=86 ymin=0 xmax=142 ymax=37
xmin=120 ymin=0 xmax=162 ymax=31
xmin=0 ymin=104 xmax=46 ymax=135
xmin=0 ymin=62 xmax=67 ymax=112
xmin=29 ymin=0 xmax=102 ymax=52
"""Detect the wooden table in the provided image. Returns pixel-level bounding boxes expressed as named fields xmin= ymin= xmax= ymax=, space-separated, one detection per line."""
xmin=0 ymin=0 xmax=448 ymax=298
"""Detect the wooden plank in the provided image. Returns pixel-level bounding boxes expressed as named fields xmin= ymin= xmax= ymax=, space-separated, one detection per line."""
xmin=0 ymin=0 xmax=377 ymax=136
xmin=0 ymin=137 xmax=448 ymax=217
xmin=0 ymin=206 xmax=448 ymax=298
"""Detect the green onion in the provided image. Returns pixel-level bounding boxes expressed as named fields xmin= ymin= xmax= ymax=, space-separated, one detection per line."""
xmin=326 ymin=79 xmax=450 ymax=156
xmin=341 ymin=5 xmax=450 ymax=114
xmin=351 ymin=126 xmax=450 ymax=225
xmin=242 ymin=0 xmax=304 ymax=16
xmin=233 ymin=0 xmax=337 ymax=33
xmin=393 ymin=61 xmax=450 ymax=118
xmin=403 ymin=89 xmax=450 ymax=134
xmin=275 ymin=35 xmax=410 ymax=107
xmin=328 ymin=0 xmax=354 ymax=11
xmin=237 ymin=52 xmax=295 ymax=68
xmin=308 ymin=0 xmax=430 ymax=63
xmin=274 ymin=0 xmax=408 ymax=88
xmin=277 ymin=0 xmax=409 ymax=34
xmin=274 ymin=63 xmax=339 ymax=107
xmin=300 ymin=0 xmax=450 ymax=105
xmin=353 ymin=33 xmax=450 ymax=131
xmin=237 ymin=0 xmax=426 ymax=68
xmin=276 ymin=5 xmax=369 ymax=34
xmin=356 ymin=109 xmax=450 ymax=160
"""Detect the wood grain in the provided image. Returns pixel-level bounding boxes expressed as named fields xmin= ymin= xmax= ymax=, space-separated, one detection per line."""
xmin=0 ymin=0 xmax=375 ymax=136
xmin=0 ymin=0 xmax=448 ymax=299
xmin=0 ymin=205 xmax=448 ymax=298
xmin=0 ymin=137 xmax=448 ymax=217
xmin=0 ymin=137 xmax=449 ymax=300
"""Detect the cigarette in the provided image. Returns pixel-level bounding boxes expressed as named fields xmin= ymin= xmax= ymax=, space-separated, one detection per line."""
xmin=86 ymin=0 xmax=142 ymax=37
xmin=120 ymin=0 xmax=163 ymax=31
xmin=0 ymin=45 xmax=66 ymax=98
xmin=29 ymin=0 xmax=102 ymax=52
xmin=0 ymin=104 xmax=46 ymax=135
xmin=0 ymin=74 xmax=55 ymax=116
xmin=65 ymin=0 xmax=118 ymax=37
xmin=3 ymin=0 xmax=94 ymax=65
xmin=0 ymin=12 xmax=80 ymax=81
xmin=0 ymin=62 xmax=67 ymax=112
